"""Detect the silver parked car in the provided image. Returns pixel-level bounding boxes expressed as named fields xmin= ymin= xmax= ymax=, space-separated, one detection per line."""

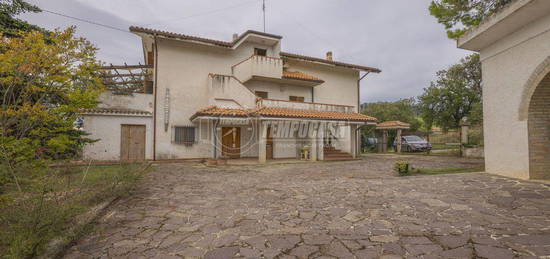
xmin=394 ymin=135 xmax=432 ymax=152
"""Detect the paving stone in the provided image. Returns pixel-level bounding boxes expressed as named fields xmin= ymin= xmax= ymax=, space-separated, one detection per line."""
xmin=404 ymin=244 xmax=443 ymax=256
xmin=289 ymin=245 xmax=319 ymax=258
xmin=370 ymin=235 xmax=399 ymax=243
xmin=323 ymin=241 xmax=355 ymax=258
xmin=438 ymin=246 xmax=474 ymax=258
xmin=62 ymin=158 xmax=550 ymax=258
xmin=204 ymin=246 xmax=239 ymax=259
xmin=474 ymin=244 xmax=515 ymax=259
xmin=434 ymin=235 xmax=469 ymax=249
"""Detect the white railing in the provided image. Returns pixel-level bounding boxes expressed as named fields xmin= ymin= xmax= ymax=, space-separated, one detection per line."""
xmin=232 ymin=55 xmax=283 ymax=82
xmin=208 ymin=74 xmax=257 ymax=109
xmin=257 ymin=98 xmax=355 ymax=113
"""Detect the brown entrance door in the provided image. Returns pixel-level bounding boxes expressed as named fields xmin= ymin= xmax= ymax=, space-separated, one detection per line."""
xmin=120 ymin=125 xmax=146 ymax=161
xmin=222 ymin=127 xmax=241 ymax=158
xmin=266 ymin=126 xmax=273 ymax=159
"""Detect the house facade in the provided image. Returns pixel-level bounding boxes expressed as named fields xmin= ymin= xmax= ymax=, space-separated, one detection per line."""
xmin=82 ymin=27 xmax=380 ymax=162
xmin=458 ymin=0 xmax=550 ymax=179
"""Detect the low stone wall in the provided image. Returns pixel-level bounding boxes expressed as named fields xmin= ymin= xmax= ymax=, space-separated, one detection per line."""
xmin=464 ymin=146 xmax=484 ymax=158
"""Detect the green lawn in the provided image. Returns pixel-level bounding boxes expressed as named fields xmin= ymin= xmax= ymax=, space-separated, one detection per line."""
xmin=0 ymin=163 xmax=147 ymax=258
xmin=413 ymin=166 xmax=484 ymax=175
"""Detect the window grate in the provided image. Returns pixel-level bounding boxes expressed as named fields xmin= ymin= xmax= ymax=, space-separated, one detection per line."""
xmin=174 ymin=126 xmax=195 ymax=144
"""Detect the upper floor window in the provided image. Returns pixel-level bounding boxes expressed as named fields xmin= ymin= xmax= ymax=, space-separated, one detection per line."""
xmin=255 ymin=91 xmax=268 ymax=99
xmin=254 ymin=48 xmax=267 ymax=56
xmin=289 ymin=96 xmax=305 ymax=102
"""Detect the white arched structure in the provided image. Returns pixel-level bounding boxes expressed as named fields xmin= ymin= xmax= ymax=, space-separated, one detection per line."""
xmin=458 ymin=0 xmax=550 ymax=179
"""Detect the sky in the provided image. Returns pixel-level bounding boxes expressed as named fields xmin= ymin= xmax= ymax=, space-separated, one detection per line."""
xmin=19 ymin=0 xmax=472 ymax=103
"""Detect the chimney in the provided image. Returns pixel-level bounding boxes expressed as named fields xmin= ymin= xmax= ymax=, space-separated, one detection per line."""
xmin=326 ymin=51 xmax=333 ymax=61
xmin=232 ymin=33 xmax=239 ymax=41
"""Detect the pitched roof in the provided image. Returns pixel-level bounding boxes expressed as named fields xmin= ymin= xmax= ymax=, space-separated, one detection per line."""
xmin=282 ymin=71 xmax=324 ymax=83
xmin=191 ymin=106 xmax=377 ymax=122
xmin=376 ymin=120 xmax=411 ymax=129
xmin=129 ymin=26 xmax=381 ymax=73
xmin=280 ymin=52 xmax=382 ymax=73
xmin=81 ymin=108 xmax=152 ymax=116
xmin=129 ymin=26 xmax=282 ymax=48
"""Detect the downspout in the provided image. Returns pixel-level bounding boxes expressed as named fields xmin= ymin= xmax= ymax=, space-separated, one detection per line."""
xmin=153 ymin=35 xmax=159 ymax=161
xmin=213 ymin=118 xmax=220 ymax=158
xmin=311 ymin=87 xmax=314 ymax=103
xmin=356 ymin=71 xmax=370 ymax=156
xmin=357 ymin=71 xmax=370 ymax=112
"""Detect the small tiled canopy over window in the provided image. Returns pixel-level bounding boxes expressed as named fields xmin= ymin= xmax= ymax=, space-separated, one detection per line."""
xmin=174 ymin=126 xmax=195 ymax=144
xmin=289 ymin=96 xmax=305 ymax=102
xmin=255 ymin=91 xmax=268 ymax=99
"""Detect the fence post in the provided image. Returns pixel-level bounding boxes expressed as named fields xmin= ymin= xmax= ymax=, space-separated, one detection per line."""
xmin=396 ymin=129 xmax=402 ymax=153
xmin=459 ymin=119 xmax=471 ymax=157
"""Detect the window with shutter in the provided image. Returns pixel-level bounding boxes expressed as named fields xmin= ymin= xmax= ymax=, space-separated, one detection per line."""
xmin=255 ymin=91 xmax=268 ymax=99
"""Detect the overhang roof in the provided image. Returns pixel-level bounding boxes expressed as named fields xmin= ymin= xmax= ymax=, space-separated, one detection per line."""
xmin=129 ymin=26 xmax=282 ymax=48
xmin=458 ymin=0 xmax=550 ymax=51
xmin=191 ymin=106 xmax=377 ymax=122
xmin=280 ymin=52 xmax=382 ymax=73
xmin=282 ymin=71 xmax=324 ymax=83
xmin=81 ymin=108 xmax=152 ymax=116
xmin=376 ymin=120 xmax=411 ymax=130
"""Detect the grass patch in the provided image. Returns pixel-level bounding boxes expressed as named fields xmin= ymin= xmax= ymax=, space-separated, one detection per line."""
xmin=414 ymin=166 xmax=483 ymax=175
xmin=0 ymin=162 xmax=147 ymax=258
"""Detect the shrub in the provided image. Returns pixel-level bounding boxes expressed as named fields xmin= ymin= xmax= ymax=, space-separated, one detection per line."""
xmin=394 ymin=161 xmax=410 ymax=175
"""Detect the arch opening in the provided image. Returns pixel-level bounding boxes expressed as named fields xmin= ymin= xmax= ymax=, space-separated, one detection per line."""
xmin=528 ymin=71 xmax=550 ymax=179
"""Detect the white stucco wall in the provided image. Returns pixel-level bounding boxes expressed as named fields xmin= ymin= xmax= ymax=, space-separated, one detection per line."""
xmin=245 ymin=80 xmax=313 ymax=102
xmin=478 ymin=12 xmax=550 ymax=179
xmin=82 ymin=115 xmax=153 ymax=161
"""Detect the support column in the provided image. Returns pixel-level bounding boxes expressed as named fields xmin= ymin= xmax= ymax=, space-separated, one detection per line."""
xmin=396 ymin=129 xmax=402 ymax=153
xmin=310 ymin=122 xmax=318 ymax=161
xmin=318 ymin=123 xmax=325 ymax=160
xmin=382 ymin=130 xmax=388 ymax=153
xmin=350 ymin=125 xmax=357 ymax=158
xmin=258 ymin=121 xmax=267 ymax=163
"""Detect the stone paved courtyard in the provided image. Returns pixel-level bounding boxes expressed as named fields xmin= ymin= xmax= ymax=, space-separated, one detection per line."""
xmin=64 ymin=155 xmax=550 ymax=258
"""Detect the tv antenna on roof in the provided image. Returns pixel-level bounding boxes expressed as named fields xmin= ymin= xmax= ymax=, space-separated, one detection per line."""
xmin=262 ymin=0 xmax=266 ymax=32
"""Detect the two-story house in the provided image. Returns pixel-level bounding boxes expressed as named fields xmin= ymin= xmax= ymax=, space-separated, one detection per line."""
xmin=81 ymin=27 xmax=381 ymax=162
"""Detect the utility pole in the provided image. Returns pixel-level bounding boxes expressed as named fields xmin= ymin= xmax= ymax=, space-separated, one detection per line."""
xmin=262 ymin=0 xmax=266 ymax=32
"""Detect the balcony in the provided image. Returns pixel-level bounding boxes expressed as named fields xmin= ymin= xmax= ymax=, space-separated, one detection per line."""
xmin=232 ymin=55 xmax=283 ymax=83
xmin=257 ymin=98 xmax=356 ymax=113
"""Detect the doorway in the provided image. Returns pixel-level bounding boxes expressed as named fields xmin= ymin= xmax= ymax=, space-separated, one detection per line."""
xmin=528 ymin=71 xmax=550 ymax=179
xmin=120 ymin=124 xmax=146 ymax=161
xmin=222 ymin=127 xmax=241 ymax=158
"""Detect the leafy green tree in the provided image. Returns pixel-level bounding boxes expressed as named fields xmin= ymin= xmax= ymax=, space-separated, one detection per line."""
xmin=429 ymin=0 xmax=513 ymax=39
xmin=0 ymin=28 xmax=104 ymax=191
xmin=419 ymin=53 xmax=482 ymax=131
xmin=362 ymin=98 xmax=422 ymax=131
xmin=0 ymin=0 xmax=42 ymax=37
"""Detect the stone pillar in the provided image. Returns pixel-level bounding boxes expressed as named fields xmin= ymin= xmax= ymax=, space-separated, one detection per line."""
xmin=310 ymin=122 xmax=318 ymax=161
xmin=258 ymin=121 xmax=267 ymax=163
xmin=396 ymin=129 xmax=402 ymax=153
xmin=460 ymin=121 xmax=470 ymax=144
xmin=382 ymin=130 xmax=388 ymax=153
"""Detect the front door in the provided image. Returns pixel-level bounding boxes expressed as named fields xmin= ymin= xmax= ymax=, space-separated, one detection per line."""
xmin=120 ymin=125 xmax=146 ymax=161
xmin=222 ymin=127 xmax=241 ymax=158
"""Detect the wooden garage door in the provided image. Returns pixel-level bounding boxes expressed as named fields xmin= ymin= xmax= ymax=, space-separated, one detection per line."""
xmin=121 ymin=125 xmax=146 ymax=161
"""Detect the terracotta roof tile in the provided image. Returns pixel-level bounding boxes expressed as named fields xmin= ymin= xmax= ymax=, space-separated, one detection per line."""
xmin=283 ymin=71 xmax=324 ymax=83
xmin=377 ymin=120 xmax=411 ymax=129
xmin=81 ymin=108 xmax=152 ymax=116
xmin=280 ymin=52 xmax=381 ymax=73
xmin=191 ymin=106 xmax=377 ymax=122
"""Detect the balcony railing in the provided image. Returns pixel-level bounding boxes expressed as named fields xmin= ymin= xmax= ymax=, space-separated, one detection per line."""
xmin=232 ymin=55 xmax=283 ymax=82
xmin=257 ymin=98 xmax=356 ymax=113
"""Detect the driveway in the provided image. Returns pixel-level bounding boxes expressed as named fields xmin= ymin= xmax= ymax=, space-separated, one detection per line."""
xmin=64 ymin=155 xmax=550 ymax=258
